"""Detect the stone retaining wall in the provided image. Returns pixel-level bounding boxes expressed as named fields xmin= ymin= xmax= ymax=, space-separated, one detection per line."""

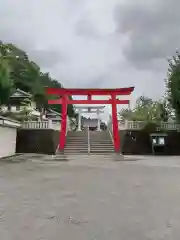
xmin=16 ymin=129 xmax=60 ymax=155
xmin=120 ymin=130 xmax=180 ymax=155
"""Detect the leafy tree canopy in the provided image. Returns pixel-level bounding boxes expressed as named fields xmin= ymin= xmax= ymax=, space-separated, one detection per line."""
xmin=0 ymin=40 xmax=76 ymax=117
xmin=0 ymin=52 xmax=14 ymax=106
xmin=166 ymin=51 xmax=180 ymax=120
xmin=119 ymin=96 xmax=169 ymax=122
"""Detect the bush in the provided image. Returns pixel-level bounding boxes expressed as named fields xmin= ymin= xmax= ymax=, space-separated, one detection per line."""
xmin=141 ymin=122 xmax=162 ymax=133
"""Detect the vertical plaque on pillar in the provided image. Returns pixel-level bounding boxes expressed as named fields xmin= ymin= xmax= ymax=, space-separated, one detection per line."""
xmin=78 ymin=110 xmax=82 ymax=131
xmin=97 ymin=109 xmax=101 ymax=131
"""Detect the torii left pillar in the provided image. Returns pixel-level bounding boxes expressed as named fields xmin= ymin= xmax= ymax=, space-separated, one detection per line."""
xmin=111 ymin=94 xmax=120 ymax=152
xmin=59 ymin=95 xmax=68 ymax=151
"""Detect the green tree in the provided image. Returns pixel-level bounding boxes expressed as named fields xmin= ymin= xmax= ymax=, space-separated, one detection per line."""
xmin=166 ymin=51 xmax=180 ymax=120
xmin=119 ymin=108 xmax=134 ymax=121
xmin=19 ymin=98 xmax=33 ymax=121
xmin=0 ymin=40 xmax=76 ymax=117
xmin=0 ymin=56 xmax=13 ymax=107
xmin=119 ymin=96 xmax=169 ymax=122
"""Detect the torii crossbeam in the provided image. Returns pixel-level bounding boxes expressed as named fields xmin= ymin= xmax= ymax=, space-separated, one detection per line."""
xmin=46 ymin=87 xmax=134 ymax=153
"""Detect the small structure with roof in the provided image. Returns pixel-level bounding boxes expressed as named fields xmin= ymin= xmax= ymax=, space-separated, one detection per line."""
xmin=2 ymin=88 xmax=42 ymax=118
xmin=76 ymin=106 xmax=105 ymax=131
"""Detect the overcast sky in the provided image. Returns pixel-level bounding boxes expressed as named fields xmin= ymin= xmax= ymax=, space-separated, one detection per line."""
xmin=0 ymin=0 xmax=179 ymax=120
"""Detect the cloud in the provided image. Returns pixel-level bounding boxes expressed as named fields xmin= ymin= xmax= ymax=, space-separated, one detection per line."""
xmin=28 ymin=49 xmax=67 ymax=68
xmin=114 ymin=0 xmax=180 ymax=69
xmin=0 ymin=0 xmax=173 ymax=121
xmin=75 ymin=18 xmax=101 ymax=39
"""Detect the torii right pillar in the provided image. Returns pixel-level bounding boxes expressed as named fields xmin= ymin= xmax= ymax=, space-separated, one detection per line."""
xmin=111 ymin=94 xmax=120 ymax=153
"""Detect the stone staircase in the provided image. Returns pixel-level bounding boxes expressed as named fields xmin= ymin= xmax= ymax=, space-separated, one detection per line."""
xmin=89 ymin=131 xmax=114 ymax=154
xmin=64 ymin=130 xmax=88 ymax=155
xmin=62 ymin=130 xmax=114 ymax=155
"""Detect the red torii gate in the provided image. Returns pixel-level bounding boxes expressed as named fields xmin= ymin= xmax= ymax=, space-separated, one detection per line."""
xmin=46 ymin=87 xmax=134 ymax=152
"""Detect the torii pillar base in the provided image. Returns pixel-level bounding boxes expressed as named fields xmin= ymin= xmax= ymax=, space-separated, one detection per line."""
xmin=113 ymin=153 xmax=124 ymax=161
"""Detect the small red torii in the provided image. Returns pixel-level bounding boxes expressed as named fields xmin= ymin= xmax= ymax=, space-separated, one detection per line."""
xmin=46 ymin=87 xmax=134 ymax=153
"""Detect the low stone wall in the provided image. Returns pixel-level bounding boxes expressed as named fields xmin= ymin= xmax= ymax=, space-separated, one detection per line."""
xmin=0 ymin=117 xmax=20 ymax=158
xmin=119 ymin=130 xmax=152 ymax=155
xmin=120 ymin=130 xmax=180 ymax=155
xmin=166 ymin=131 xmax=180 ymax=155
xmin=16 ymin=129 xmax=60 ymax=155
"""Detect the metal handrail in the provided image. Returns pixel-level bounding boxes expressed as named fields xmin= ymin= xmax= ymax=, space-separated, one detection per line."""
xmin=55 ymin=144 xmax=59 ymax=154
xmin=108 ymin=127 xmax=114 ymax=144
xmin=107 ymin=120 xmax=114 ymax=144
xmin=87 ymin=125 xmax=90 ymax=154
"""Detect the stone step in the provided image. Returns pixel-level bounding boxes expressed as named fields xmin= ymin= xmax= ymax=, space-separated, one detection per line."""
xmin=90 ymin=144 xmax=113 ymax=146
xmin=67 ymin=133 xmax=87 ymax=135
xmin=64 ymin=148 xmax=88 ymax=151
xmin=90 ymin=145 xmax=114 ymax=148
xmin=65 ymin=149 xmax=88 ymax=152
xmin=54 ymin=153 xmax=124 ymax=161
xmin=64 ymin=151 xmax=88 ymax=154
xmin=63 ymin=152 xmax=113 ymax=155
xmin=90 ymin=150 xmax=114 ymax=153
xmin=64 ymin=148 xmax=88 ymax=152
xmin=67 ymin=139 xmax=88 ymax=141
xmin=64 ymin=147 xmax=88 ymax=152
xmin=64 ymin=150 xmax=114 ymax=153
xmin=65 ymin=146 xmax=88 ymax=148
xmin=65 ymin=145 xmax=87 ymax=148
xmin=91 ymin=146 xmax=113 ymax=148
xmin=90 ymin=139 xmax=112 ymax=141
xmin=90 ymin=148 xmax=114 ymax=151
xmin=90 ymin=142 xmax=112 ymax=144
xmin=66 ymin=142 xmax=87 ymax=144
xmin=90 ymin=136 xmax=111 ymax=139
xmin=65 ymin=148 xmax=88 ymax=151
xmin=67 ymin=134 xmax=88 ymax=136
xmin=66 ymin=139 xmax=88 ymax=141
xmin=66 ymin=142 xmax=88 ymax=146
xmin=57 ymin=154 xmax=123 ymax=160
xmin=90 ymin=141 xmax=112 ymax=142
xmin=90 ymin=139 xmax=112 ymax=142
xmin=90 ymin=132 xmax=109 ymax=134
xmin=90 ymin=134 xmax=111 ymax=136
xmin=65 ymin=145 xmax=113 ymax=149
xmin=90 ymin=142 xmax=113 ymax=144
xmin=67 ymin=132 xmax=88 ymax=135
xmin=66 ymin=138 xmax=88 ymax=140
xmin=67 ymin=140 xmax=88 ymax=142
xmin=90 ymin=135 xmax=111 ymax=137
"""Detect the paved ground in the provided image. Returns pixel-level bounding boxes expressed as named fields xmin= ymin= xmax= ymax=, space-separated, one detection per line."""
xmin=1 ymin=155 xmax=180 ymax=239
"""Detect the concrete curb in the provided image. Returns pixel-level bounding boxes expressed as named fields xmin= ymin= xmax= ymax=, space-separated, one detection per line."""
xmin=0 ymin=153 xmax=24 ymax=162
xmin=49 ymin=155 xmax=69 ymax=161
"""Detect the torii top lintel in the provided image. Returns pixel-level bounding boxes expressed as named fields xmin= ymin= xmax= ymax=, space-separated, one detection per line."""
xmin=46 ymin=87 xmax=134 ymax=96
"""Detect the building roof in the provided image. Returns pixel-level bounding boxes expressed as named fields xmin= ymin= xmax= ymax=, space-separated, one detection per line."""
xmin=10 ymin=89 xmax=32 ymax=98
xmin=46 ymin=109 xmax=61 ymax=116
